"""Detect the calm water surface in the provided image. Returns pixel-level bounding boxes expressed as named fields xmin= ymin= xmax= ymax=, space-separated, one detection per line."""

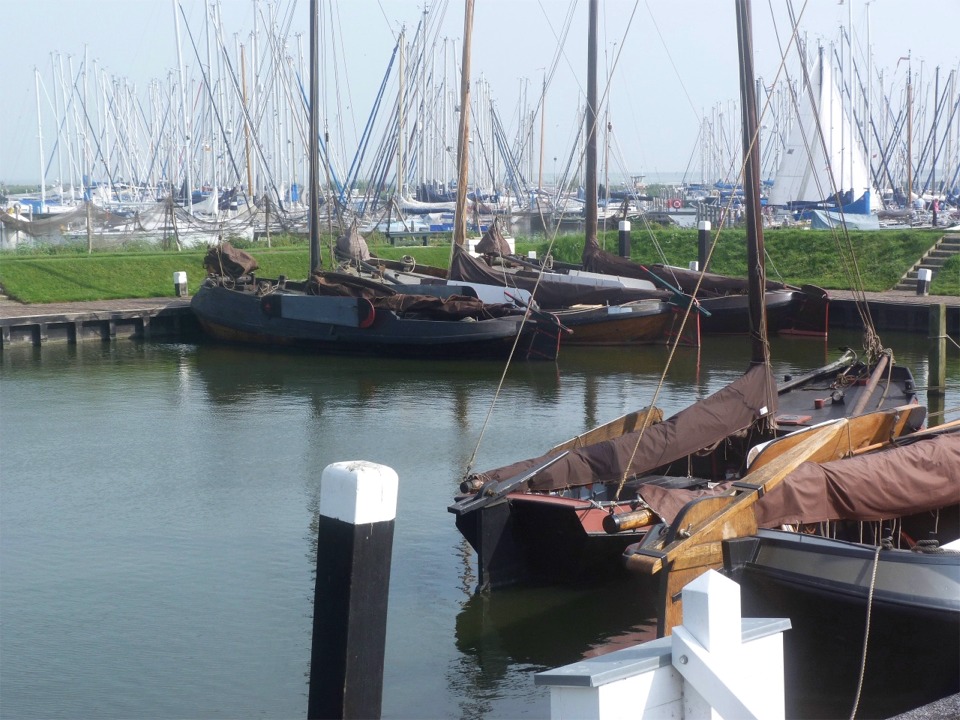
xmin=2 ymin=331 xmax=956 ymax=719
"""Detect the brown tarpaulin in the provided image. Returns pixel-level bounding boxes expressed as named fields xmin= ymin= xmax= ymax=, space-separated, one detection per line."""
xmin=471 ymin=363 xmax=777 ymax=492
xmin=335 ymin=222 xmax=371 ymax=262
xmin=204 ymin=242 xmax=259 ymax=278
xmin=308 ymin=270 xmax=522 ymax=321
xmin=475 ymin=218 xmax=512 ymax=256
xmin=754 ymin=430 xmax=960 ymax=527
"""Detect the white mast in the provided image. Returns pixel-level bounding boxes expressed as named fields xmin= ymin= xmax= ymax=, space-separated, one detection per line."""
xmin=397 ymin=28 xmax=406 ymax=200
xmin=173 ymin=0 xmax=193 ymax=212
xmin=34 ymin=67 xmax=46 ymax=213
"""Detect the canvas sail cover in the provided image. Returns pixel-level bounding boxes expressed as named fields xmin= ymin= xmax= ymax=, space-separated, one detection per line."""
xmin=204 ymin=242 xmax=258 ymax=278
xmin=754 ymin=429 xmax=960 ymax=527
xmin=469 ymin=363 xmax=777 ymax=492
xmin=768 ymin=52 xmax=878 ymax=210
xmin=448 ymin=244 xmax=668 ymax=310
xmin=474 ymin=219 xmax=512 ymax=256
xmin=809 ymin=209 xmax=880 ymax=230
xmin=307 ymin=270 xmax=522 ymax=320
xmin=335 ymin=222 xmax=371 ymax=262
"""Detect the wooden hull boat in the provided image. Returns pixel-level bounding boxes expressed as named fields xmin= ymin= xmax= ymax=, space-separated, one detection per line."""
xmin=449 ymin=358 xmax=922 ymax=590
xmin=191 ymin=274 xmax=562 ymax=361
xmin=720 ymin=424 xmax=960 ymax=718
xmin=724 ymin=522 xmax=959 ymax=718
xmin=552 ymin=300 xmax=696 ymax=346
xmin=620 ymin=263 xmax=830 ymax=338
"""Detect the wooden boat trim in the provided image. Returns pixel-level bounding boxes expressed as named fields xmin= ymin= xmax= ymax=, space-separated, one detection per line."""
xmin=624 ymin=404 xmax=925 ymax=635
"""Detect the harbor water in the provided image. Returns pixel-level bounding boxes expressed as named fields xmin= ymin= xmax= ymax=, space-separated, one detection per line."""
xmin=2 ymin=330 xmax=957 ymax=719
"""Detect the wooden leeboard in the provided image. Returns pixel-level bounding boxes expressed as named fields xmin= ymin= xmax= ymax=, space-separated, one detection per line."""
xmin=548 ymin=406 xmax=663 ymax=453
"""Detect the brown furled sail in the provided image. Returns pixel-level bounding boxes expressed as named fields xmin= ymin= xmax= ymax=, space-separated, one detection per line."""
xmin=754 ymin=427 xmax=960 ymax=527
xmin=474 ymin=218 xmax=512 ymax=256
xmin=467 ymin=363 xmax=776 ymax=492
xmin=203 ymin=242 xmax=258 ymax=278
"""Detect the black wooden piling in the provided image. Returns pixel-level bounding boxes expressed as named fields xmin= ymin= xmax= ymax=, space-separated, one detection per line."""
xmin=308 ymin=461 xmax=398 ymax=720
xmin=618 ymin=220 xmax=631 ymax=257
xmin=698 ymin=220 xmax=711 ymax=273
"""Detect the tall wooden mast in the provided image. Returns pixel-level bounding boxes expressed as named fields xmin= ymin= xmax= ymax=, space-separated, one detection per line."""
xmin=584 ymin=0 xmax=599 ymax=247
xmin=452 ymin=0 xmax=475 ymax=250
xmin=308 ymin=0 xmax=322 ymax=272
xmin=735 ymin=0 xmax=770 ymax=369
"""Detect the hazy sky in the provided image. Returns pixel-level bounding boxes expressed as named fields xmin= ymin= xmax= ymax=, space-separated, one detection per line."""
xmin=2 ymin=0 xmax=957 ymax=186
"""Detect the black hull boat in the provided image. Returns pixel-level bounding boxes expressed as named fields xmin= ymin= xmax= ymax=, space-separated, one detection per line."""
xmin=723 ymin=526 xmax=960 ymax=719
xmin=191 ymin=272 xmax=562 ymax=361
xmin=449 ymin=359 xmax=922 ymax=590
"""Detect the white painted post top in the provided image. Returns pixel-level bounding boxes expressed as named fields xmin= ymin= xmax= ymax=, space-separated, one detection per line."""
xmin=174 ymin=271 xmax=187 ymax=283
xmin=619 ymin=221 xmax=631 ymax=232
xmin=689 ymin=261 xmax=700 ymax=272
xmin=918 ymin=268 xmax=933 ymax=282
xmin=320 ymin=461 xmax=399 ymax=525
xmin=682 ymin=570 xmax=741 ymax=653
xmin=698 ymin=220 xmax=711 ymax=231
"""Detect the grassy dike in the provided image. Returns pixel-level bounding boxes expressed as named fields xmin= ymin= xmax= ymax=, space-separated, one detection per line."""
xmin=0 ymin=227 xmax=955 ymax=303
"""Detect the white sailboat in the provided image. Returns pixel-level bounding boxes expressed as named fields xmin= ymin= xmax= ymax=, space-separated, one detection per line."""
xmin=768 ymin=47 xmax=878 ymax=223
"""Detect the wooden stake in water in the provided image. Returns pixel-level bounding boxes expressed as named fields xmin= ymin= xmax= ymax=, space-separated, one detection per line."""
xmin=308 ymin=461 xmax=398 ymax=720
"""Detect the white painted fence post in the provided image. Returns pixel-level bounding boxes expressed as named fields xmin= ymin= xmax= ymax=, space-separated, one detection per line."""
xmin=536 ymin=569 xmax=789 ymax=720
xmin=671 ymin=571 xmax=785 ymax=720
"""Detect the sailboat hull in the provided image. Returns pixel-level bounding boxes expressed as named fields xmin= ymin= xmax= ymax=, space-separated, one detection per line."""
xmin=191 ymin=281 xmax=561 ymax=361
xmin=452 ymin=493 xmax=654 ymax=590
xmin=696 ymin=287 xmax=829 ymax=337
xmin=724 ymin=529 xmax=960 ymax=719
xmin=554 ymin=301 xmax=697 ymax=346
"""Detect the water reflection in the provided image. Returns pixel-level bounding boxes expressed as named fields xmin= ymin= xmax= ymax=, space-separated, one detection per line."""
xmin=2 ymin=329 xmax=955 ymax=720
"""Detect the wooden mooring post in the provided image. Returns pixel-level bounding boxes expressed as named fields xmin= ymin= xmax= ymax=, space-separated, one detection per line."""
xmin=928 ymin=304 xmax=948 ymax=426
xmin=308 ymin=461 xmax=398 ymax=720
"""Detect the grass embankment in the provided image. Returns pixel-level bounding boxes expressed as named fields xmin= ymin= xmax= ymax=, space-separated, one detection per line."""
xmin=0 ymin=227 xmax=955 ymax=303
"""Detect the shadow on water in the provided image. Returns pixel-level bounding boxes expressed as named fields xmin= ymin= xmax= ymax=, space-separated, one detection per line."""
xmin=454 ymin=577 xmax=661 ymax=671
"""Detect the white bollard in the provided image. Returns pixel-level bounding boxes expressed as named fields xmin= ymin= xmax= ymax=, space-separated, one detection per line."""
xmin=173 ymin=271 xmax=188 ymax=297
xmin=689 ymin=261 xmax=699 ymax=272
xmin=528 ymin=250 xmax=538 ymax=260
xmin=916 ymin=268 xmax=932 ymax=296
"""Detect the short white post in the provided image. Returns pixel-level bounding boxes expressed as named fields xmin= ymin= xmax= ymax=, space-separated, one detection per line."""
xmin=528 ymin=250 xmax=538 ymax=260
xmin=618 ymin=220 xmax=632 ymax=257
xmin=173 ymin=271 xmax=188 ymax=297
xmin=671 ymin=571 xmax=785 ymax=720
xmin=689 ymin=261 xmax=699 ymax=272
xmin=536 ymin=568 xmax=788 ymax=720
xmin=916 ymin=268 xmax=932 ymax=296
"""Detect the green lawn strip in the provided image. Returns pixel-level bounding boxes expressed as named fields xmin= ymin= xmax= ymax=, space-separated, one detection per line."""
xmin=0 ymin=229 xmax=951 ymax=302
